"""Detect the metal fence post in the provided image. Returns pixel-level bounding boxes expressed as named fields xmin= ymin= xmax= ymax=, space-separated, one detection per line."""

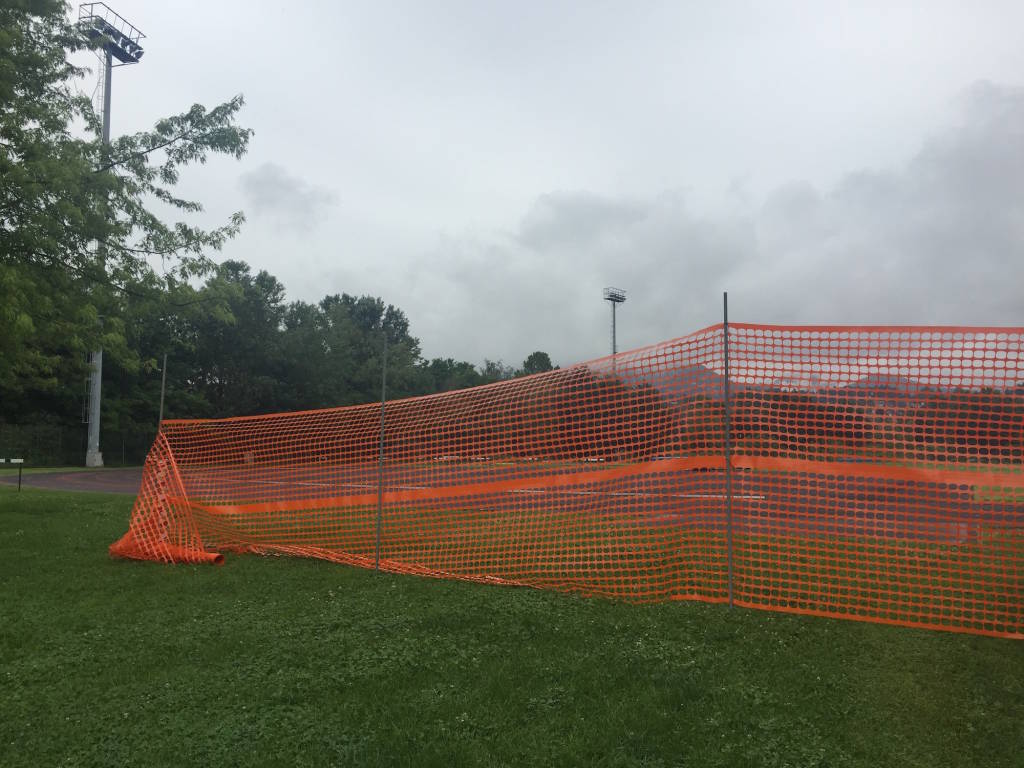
xmin=376 ymin=330 xmax=388 ymax=571
xmin=158 ymin=352 xmax=168 ymax=427
xmin=723 ymin=292 xmax=734 ymax=608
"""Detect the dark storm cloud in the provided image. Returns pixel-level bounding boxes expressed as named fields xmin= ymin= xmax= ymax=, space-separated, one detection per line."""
xmin=238 ymin=163 xmax=338 ymax=231
xmin=409 ymin=81 xmax=1024 ymax=366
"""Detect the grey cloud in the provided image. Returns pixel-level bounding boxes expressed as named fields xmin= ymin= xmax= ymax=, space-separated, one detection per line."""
xmin=408 ymin=81 xmax=1024 ymax=367
xmin=518 ymin=192 xmax=649 ymax=250
xmin=238 ymin=162 xmax=337 ymax=231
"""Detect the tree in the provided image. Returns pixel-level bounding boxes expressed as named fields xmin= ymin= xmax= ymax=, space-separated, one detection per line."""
xmin=180 ymin=261 xmax=290 ymax=416
xmin=0 ymin=0 xmax=252 ymax=391
xmin=0 ymin=259 xmax=90 ymax=402
xmin=518 ymin=351 xmax=554 ymax=376
xmin=480 ymin=359 xmax=515 ymax=384
xmin=420 ymin=358 xmax=485 ymax=393
xmin=315 ymin=293 xmax=424 ymax=405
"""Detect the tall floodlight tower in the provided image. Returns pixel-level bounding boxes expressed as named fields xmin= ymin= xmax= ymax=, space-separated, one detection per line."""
xmin=603 ymin=287 xmax=627 ymax=355
xmin=77 ymin=4 xmax=145 ymax=467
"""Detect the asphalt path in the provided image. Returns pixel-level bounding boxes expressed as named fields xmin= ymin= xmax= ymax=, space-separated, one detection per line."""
xmin=0 ymin=467 xmax=143 ymax=494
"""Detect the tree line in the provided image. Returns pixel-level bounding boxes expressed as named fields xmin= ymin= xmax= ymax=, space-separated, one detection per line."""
xmin=1 ymin=255 xmax=556 ymax=460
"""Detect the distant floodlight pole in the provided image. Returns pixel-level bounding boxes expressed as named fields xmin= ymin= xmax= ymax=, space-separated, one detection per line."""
xmin=78 ymin=3 xmax=146 ymax=467
xmin=603 ymin=287 xmax=627 ymax=355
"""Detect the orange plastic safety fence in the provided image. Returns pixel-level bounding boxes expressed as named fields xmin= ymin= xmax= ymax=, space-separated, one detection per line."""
xmin=111 ymin=324 xmax=1024 ymax=638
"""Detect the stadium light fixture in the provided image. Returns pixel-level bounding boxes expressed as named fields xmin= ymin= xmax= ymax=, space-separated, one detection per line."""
xmin=78 ymin=3 xmax=145 ymax=65
xmin=603 ymin=287 xmax=627 ymax=355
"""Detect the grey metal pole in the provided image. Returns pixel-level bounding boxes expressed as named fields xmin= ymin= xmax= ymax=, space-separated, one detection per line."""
xmin=375 ymin=329 xmax=388 ymax=571
xmin=101 ymin=50 xmax=112 ymax=144
xmin=611 ymin=301 xmax=617 ymax=355
xmin=723 ymin=291 xmax=734 ymax=608
xmin=158 ymin=352 xmax=168 ymax=427
xmin=85 ymin=51 xmax=113 ymax=468
xmin=85 ymin=348 xmax=104 ymax=467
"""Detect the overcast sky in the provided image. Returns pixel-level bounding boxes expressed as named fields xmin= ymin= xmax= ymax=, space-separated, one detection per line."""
xmin=81 ymin=1 xmax=1024 ymax=368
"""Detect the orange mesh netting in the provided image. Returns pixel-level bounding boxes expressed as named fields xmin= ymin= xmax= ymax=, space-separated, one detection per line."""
xmin=111 ymin=324 xmax=1024 ymax=638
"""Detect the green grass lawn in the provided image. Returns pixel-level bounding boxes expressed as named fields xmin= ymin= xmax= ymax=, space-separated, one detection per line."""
xmin=1 ymin=487 xmax=1022 ymax=767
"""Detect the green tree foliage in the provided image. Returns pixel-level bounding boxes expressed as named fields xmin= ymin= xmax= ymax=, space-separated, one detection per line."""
xmin=3 ymin=249 xmax=560 ymax=460
xmin=1 ymin=0 xmax=252 ymax=393
xmin=93 ymin=260 xmax=534 ymax=423
xmin=518 ymin=351 xmax=555 ymax=376
xmin=183 ymin=261 xmax=290 ymax=416
xmin=419 ymin=358 xmax=487 ymax=393
xmin=480 ymin=359 xmax=516 ymax=383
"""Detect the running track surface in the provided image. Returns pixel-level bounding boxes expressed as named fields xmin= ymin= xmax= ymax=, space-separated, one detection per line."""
xmin=3 ymin=465 xmax=1019 ymax=542
xmin=0 ymin=468 xmax=144 ymax=494
xmin=172 ymin=463 xmax=1022 ymax=542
